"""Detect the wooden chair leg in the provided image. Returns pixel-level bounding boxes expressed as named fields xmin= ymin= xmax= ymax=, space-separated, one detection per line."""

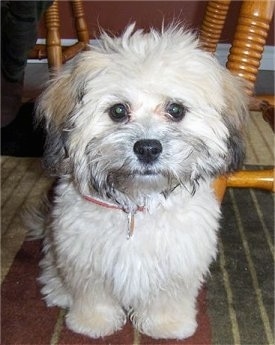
xmin=200 ymin=0 xmax=231 ymax=53
xmin=44 ymin=0 xmax=63 ymax=71
xmin=226 ymin=0 xmax=275 ymax=95
xmin=70 ymin=0 xmax=89 ymax=44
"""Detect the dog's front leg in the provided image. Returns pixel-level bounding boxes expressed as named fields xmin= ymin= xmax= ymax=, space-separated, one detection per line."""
xmin=131 ymin=286 xmax=198 ymax=340
xmin=65 ymin=282 xmax=126 ymax=338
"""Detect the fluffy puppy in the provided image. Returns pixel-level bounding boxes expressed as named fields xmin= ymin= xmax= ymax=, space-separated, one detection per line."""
xmin=33 ymin=24 xmax=248 ymax=340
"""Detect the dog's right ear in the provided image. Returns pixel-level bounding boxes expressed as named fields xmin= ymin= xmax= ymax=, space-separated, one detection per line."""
xmin=36 ymin=51 xmax=108 ymax=175
xmin=36 ymin=67 xmax=82 ymax=175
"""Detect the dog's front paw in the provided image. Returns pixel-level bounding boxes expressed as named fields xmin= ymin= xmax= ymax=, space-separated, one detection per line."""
xmin=132 ymin=302 xmax=197 ymax=339
xmin=66 ymin=303 xmax=126 ymax=338
xmin=139 ymin=315 xmax=197 ymax=340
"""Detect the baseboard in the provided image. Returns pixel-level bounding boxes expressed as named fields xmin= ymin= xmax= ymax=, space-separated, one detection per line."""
xmin=31 ymin=39 xmax=274 ymax=71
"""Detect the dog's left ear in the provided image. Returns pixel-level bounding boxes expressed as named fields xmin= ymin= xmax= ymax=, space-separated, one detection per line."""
xmin=221 ymin=71 xmax=249 ymax=172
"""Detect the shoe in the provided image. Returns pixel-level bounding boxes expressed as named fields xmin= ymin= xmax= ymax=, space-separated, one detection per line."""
xmin=1 ymin=102 xmax=45 ymax=157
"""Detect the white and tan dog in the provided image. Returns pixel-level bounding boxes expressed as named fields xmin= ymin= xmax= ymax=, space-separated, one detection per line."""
xmin=32 ymin=24 xmax=248 ymax=339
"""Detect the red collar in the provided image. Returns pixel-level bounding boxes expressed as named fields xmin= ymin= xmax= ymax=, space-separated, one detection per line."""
xmin=84 ymin=195 xmax=122 ymax=210
xmin=83 ymin=195 xmax=145 ymax=239
xmin=83 ymin=195 xmax=145 ymax=212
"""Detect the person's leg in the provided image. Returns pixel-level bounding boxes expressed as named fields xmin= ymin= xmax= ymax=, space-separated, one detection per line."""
xmin=1 ymin=1 xmax=52 ymax=127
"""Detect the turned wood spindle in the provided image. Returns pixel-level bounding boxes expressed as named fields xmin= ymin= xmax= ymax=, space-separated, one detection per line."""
xmin=44 ymin=0 xmax=63 ymax=71
xmin=70 ymin=0 xmax=90 ymax=44
xmin=200 ymin=0 xmax=231 ymax=53
xmin=226 ymin=0 xmax=275 ymax=95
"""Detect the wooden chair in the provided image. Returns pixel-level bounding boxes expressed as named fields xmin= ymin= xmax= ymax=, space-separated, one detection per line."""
xmin=200 ymin=0 xmax=274 ymax=201
xmin=28 ymin=0 xmax=89 ymax=71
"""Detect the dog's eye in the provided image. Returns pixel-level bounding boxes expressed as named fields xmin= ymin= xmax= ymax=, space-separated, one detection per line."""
xmin=109 ymin=104 xmax=129 ymax=122
xmin=166 ymin=103 xmax=187 ymax=121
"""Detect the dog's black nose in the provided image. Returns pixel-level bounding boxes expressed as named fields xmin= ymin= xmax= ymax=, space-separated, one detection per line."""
xmin=133 ymin=139 xmax=162 ymax=163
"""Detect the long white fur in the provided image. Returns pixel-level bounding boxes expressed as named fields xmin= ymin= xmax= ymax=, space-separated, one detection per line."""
xmin=31 ymin=24 xmax=248 ymax=340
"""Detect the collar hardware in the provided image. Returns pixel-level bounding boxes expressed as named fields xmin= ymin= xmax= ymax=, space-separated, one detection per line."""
xmin=83 ymin=195 xmax=145 ymax=239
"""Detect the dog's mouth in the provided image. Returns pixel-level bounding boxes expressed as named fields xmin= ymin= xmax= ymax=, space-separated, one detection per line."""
xmin=101 ymin=167 xmax=180 ymax=203
xmin=106 ymin=167 xmax=168 ymax=186
xmin=134 ymin=168 xmax=158 ymax=176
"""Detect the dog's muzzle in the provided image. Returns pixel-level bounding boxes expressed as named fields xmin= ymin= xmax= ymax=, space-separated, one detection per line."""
xmin=133 ymin=139 xmax=162 ymax=164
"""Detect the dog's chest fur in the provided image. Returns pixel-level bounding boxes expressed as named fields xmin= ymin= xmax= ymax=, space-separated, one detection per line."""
xmin=48 ymin=179 xmax=219 ymax=308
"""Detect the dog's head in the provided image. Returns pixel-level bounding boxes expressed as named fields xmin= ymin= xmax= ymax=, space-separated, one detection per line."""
xmin=37 ymin=25 xmax=248 ymax=208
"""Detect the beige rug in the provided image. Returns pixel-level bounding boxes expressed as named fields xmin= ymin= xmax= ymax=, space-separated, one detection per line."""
xmin=245 ymin=111 xmax=274 ymax=165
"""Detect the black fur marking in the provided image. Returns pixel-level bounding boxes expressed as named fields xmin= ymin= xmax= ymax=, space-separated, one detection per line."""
xmin=76 ymin=81 xmax=87 ymax=102
xmin=223 ymin=119 xmax=245 ymax=172
xmin=42 ymin=122 xmax=73 ymax=176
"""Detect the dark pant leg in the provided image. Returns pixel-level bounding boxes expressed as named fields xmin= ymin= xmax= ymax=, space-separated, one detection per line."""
xmin=1 ymin=1 xmax=53 ymax=126
xmin=1 ymin=1 xmax=53 ymax=82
